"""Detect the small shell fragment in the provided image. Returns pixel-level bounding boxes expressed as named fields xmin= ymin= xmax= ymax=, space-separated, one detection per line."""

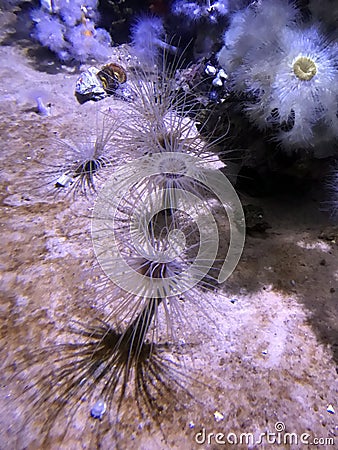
xmin=327 ymin=404 xmax=335 ymax=414
xmin=218 ymin=69 xmax=228 ymax=80
xmin=212 ymin=77 xmax=224 ymax=87
xmin=55 ymin=173 xmax=73 ymax=189
xmin=90 ymin=398 xmax=107 ymax=419
xmin=205 ymin=64 xmax=217 ymax=76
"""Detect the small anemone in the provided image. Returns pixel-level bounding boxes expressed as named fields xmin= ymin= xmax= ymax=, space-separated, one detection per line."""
xmin=57 ymin=115 xmax=119 ymax=198
xmin=23 ymin=113 xmax=120 ymax=201
xmin=130 ymin=15 xmax=177 ymax=67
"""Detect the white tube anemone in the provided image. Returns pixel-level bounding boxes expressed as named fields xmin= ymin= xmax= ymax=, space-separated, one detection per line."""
xmin=26 ymin=113 xmax=120 ymax=200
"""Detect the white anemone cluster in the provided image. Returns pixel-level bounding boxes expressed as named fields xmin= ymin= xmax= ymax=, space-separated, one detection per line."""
xmin=218 ymin=0 xmax=338 ymax=154
xmin=31 ymin=0 xmax=112 ymax=62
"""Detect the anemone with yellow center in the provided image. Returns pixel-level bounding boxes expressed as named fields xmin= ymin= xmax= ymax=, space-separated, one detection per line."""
xmin=292 ymin=55 xmax=317 ymax=81
xmin=267 ymin=25 xmax=338 ymax=147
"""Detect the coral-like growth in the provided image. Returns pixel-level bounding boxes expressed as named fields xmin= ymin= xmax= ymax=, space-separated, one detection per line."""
xmin=218 ymin=0 xmax=338 ymax=153
xmin=172 ymin=0 xmax=229 ymax=25
xmin=31 ymin=0 xmax=112 ymax=62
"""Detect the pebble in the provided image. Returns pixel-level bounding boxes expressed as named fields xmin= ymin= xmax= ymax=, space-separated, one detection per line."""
xmin=214 ymin=411 xmax=224 ymax=422
xmin=212 ymin=77 xmax=223 ymax=87
xmin=218 ymin=69 xmax=228 ymax=80
xmin=90 ymin=399 xmax=107 ymax=419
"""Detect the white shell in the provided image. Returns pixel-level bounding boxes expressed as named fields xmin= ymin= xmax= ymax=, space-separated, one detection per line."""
xmin=218 ymin=69 xmax=228 ymax=80
xmin=55 ymin=173 xmax=73 ymax=188
xmin=205 ymin=64 xmax=217 ymax=76
xmin=327 ymin=404 xmax=335 ymax=414
xmin=212 ymin=77 xmax=223 ymax=87
xmin=40 ymin=0 xmax=53 ymax=12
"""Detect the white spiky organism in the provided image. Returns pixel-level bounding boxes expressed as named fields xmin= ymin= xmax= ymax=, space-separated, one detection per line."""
xmin=7 ymin=46 xmax=244 ymax=449
xmin=55 ymin=119 xmax=118 ymax=198
xmin=130 ymin=16 xmax=177 ymax=67
xmin=218 ymin=0 xmax=338 ymax=154
xmin=25 ymin=114 xmax=119 ymax=200
xmin=113 ymin=46 xmax=230 ymax=167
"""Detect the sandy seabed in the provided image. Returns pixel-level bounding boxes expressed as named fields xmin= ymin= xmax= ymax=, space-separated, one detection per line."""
xmin=0 ymin=24 xmax=337 ymax=450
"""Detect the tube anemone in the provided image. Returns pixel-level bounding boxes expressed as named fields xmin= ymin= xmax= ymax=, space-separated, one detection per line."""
xmin=23 ymin=113 xmax=120 ymax=201
xmin=6 ymin=317 xmax=196 ymax=448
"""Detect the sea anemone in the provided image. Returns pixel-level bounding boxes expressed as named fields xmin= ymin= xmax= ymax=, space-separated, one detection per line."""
xmin=7 ymin=318 xmax=197 ymax=448
xmin=6 ymin=45 xmax=245 ymax=448
xmin=245 ymin=25 xmax=338 ymax=149
xmin=91 ymin=150 xmax=245 ymax=340
xmin=130 ymin=16 xmax=177 ymax=67
xmin=30 ymin=113 xmax=119 ymax=200
xmin=217 ymin=0 xmax=338 ymax=152
xmin=113 ymin=46 xmax=230 ymax=168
